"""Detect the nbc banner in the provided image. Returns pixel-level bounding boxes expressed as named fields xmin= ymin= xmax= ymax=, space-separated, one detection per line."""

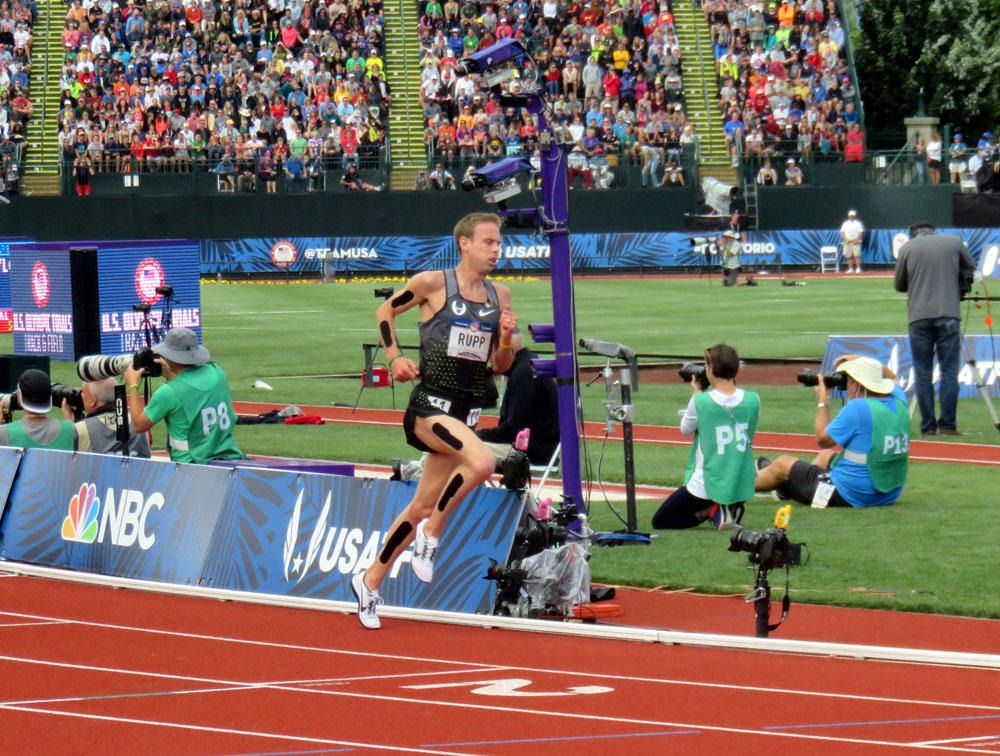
xmin=0 ymin=451 xmax=523 ymax=616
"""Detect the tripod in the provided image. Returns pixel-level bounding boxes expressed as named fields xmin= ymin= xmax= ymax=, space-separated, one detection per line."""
xmin=962 ymin=336 xmax=1000 ymax=431
xmin=961 ymin=296 xmax=1000 ymax=431
xmin=594 ymin=355 xmax=650 ymax=546
xmin=744 ymin=564 xmax=791 ymax=638
xmin=353 ymin=287 xmax=396 ymax=411
xmin=697 ymin=239 xmax=720 ymax=282
xmin=157 ymin=285 xmax=177 ymax=334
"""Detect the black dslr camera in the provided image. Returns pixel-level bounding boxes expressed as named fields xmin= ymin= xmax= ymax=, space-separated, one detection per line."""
xmin=51 ymin=383 xmax=85 ymax=419
xmin=679 ymin=362 xmax=710 ymax=391
xmin=796 ymin=368 xmax=847 ymax=391
xmin=729 ymin=524 xmax=802 ymax=570
xmin=0 ymin=383 xmax=85 ymax=421
xmin=132 ymin=347 xmax=162 ymax=378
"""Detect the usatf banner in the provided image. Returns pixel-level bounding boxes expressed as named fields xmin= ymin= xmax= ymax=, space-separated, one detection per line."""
xmin=822 ymin=335 xmax=1000 ymax=400
xmin=200 ymin=228 xmax=1000 ymax=276
xmin=0 ymin=450 xmax=522 ymax=615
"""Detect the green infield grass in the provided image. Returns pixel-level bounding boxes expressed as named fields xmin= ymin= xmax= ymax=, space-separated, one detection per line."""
xmin=15 ymin=273 xmax=1000 ymax=619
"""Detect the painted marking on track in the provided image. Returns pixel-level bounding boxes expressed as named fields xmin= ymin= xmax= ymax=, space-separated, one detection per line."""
xmin=910 ymin=735 xmax=1000 ymax=753
xmin=403 ymin=678 xmax=614 ymax=697
xmin=0 ymin=642 xmax=996 ymax=751
xmin=425 ymin=729 xmax=704 ymax=748
xmin=0 ymin=704 xmax=467 ymax=755
xmin=1 ymin=609 xmax=997 ymax=713
xmin=764 ymin=713 xmax=1000 ymax=732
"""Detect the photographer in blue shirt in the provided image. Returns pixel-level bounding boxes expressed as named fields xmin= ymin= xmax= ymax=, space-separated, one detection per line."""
xmin=755 ymin=356 xmax=909 ymax=508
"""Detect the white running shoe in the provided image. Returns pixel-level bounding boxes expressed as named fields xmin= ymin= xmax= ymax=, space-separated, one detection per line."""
xmin=351 ymin=572 xmax=381 ymax=629
xmin=411 ymin=518 xmax=439 ymax=583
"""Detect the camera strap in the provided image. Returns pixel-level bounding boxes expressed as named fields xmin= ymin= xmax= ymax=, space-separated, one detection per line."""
xmin=767 ymin=567 xmax=793 ymax=633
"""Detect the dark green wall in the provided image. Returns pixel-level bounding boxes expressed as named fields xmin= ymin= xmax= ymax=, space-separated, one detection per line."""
xmin=755 ymin=184 xmax=960 ymax=229
xmin=0 ymin=184 xmax=965 ymax=241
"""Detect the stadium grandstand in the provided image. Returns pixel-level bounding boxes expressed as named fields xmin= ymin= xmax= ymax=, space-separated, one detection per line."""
xmin=0 ymin=0 xmax=986 ymax=207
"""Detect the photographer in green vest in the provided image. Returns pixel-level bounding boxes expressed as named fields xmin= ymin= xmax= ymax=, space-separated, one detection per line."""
xmin=123 ymin=328 xmax=243 ymax=465
xmin=651 ymin=343 xmax=760 ymax=530
xmin=0 ymin=369 xmax=79 ymax=450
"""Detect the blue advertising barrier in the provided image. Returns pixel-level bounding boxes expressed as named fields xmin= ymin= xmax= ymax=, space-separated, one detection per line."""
xmin=821 ymin=335 xmax=1000 ymax=400
xmin=0 ymin=450 xmax=523 ymax=615
xmin=200 ymin=228 xmax=1000 ymax=276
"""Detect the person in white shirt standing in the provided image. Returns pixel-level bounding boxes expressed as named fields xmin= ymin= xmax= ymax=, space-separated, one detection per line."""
xmin=840 ymin=208 xmax=864 ymax=274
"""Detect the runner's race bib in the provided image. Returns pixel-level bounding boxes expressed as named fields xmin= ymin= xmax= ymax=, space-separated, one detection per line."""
xmin=447 ymin=319 xmax=493 ymax=362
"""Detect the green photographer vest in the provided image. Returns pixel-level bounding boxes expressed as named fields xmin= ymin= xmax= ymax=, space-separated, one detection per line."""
xmin=7 ymin=419 xmax=76 ymax=451
xmin=837 ymin=395 xmax=909 ymax=493
xmin=686 ymin=390 xmax=760 ymax=504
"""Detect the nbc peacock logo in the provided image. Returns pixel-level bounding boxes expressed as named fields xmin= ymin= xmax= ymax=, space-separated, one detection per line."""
xmin=62 ymin=483 xmax=100 ymax=543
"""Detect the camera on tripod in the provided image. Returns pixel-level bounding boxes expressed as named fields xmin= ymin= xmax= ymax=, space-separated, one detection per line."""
xmin=485 ymin=500 xmax=581 ymax=617
xmin=678 ymin=362 xmax=710 ymax=391
xmin=728 ymin=523 xmax=802 ymax=570
xmin=690 ymin=236 xmax=720 ymax=256
xmin=796 ymin=368 xmax=847 ymax=391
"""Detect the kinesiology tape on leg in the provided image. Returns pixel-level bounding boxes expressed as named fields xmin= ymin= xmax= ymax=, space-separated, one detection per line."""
xmin=436 ymin=473 xmax=464 ymax=512
xmin=431 ymin=422 xmax=464 ymax=451
xmin=378 ymin=521 xmax=414 ymax=564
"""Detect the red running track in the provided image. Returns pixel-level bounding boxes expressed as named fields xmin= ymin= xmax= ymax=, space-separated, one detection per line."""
xmin=1 ymin=573 xmax=998 ymax=755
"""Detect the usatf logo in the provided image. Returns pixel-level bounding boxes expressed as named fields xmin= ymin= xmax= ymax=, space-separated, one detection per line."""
xmin=283 ymin=489 xmax=407 ymax=582
xmin=61 ymin=482 xmax=165 ymax=550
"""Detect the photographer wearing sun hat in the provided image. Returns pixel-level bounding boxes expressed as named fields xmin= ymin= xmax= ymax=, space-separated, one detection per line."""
xmin=755 ymin=355 xmax=909 ymax=508
xmin=123 ymin=328 xmax=243 ymax=465
xmin=0 ymin=369 xmax=79 ymax=450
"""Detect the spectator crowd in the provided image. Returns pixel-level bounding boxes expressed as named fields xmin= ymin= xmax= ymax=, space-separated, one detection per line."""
xmin=11 ymin=0 xmax=977 ymax=197
xmin=709 ymin=0 xmax=864 ymax=175
xmin=415 ymin=0 xmax=701 ymax=189
xmin=0 ymin=0 xmax=35 ymax=195
xmin=53 ymin=0 xmax=391 ymax=191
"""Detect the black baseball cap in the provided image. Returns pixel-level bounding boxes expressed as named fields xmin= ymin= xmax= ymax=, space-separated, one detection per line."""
xmin=17 ymin=369 xmax=52 ymax=414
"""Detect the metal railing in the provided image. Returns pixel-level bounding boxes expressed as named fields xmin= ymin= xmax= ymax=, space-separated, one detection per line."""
xmin=45 ymin=152 xmax=390 ymax=196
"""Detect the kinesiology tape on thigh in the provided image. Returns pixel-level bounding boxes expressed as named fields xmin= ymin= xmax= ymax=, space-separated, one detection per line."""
xmin=431 ymin=422 xmax=464 ymax=451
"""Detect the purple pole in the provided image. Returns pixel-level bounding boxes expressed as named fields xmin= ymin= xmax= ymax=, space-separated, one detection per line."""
xmin=535 ymin=124 xmax=584 ymax=513
xmin=458 ymin=39 xmax=584 ymax=513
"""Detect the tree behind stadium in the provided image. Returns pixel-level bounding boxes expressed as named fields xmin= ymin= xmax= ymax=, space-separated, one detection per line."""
xmin=855 ymin=0 xmax=1000 ymax=132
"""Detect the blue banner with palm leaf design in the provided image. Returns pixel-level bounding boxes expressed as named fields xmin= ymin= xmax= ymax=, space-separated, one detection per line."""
xmin=0 ymin=450 xmax=523 ymax=615
xmin=200 ymin=228 xmax=999 ymax=275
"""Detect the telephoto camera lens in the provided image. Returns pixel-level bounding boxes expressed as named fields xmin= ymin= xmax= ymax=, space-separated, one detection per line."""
xmin=77 ymin=354 xmax=134 ymax=382
xmin=796 ymin=369 xmax=847 ymax=391
xmin=679 ymin=362 xmax=711 ymax=391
